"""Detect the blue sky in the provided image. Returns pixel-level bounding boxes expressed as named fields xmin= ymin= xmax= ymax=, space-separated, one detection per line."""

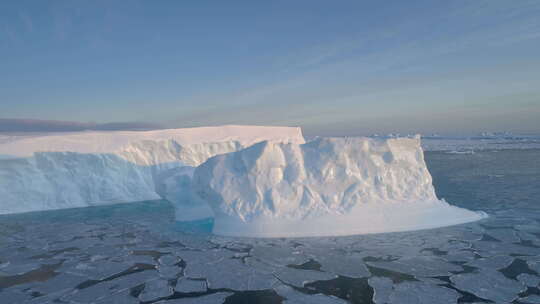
xmin=1 ymin=0 xmax=539 ymax=135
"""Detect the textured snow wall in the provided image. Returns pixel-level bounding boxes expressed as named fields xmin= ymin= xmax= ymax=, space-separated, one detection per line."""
xmin=193 ymin=137 xmax=487 ymax=237
xmin=0 ymin=126 xmax=305 ymax=215
xmin=0 ymin=152 xmax=160 ymax=214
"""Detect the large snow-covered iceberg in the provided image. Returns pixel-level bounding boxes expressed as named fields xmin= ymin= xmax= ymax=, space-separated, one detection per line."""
xmin=193 ymin=136 xmax=487 ymax=237
xmin=0 ymin=125 xmax=486 ymax=238
xmin=0 ymin=126 xmax=304 ymax=215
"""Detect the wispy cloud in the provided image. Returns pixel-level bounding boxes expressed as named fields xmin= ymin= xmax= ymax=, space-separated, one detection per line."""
xmin=2 ymin=26 xmax=17 ymax=42
xmin=18 ymin=11 xmax=33 ymax=33
xmin=0 ymin=119 xmax=164 ymax=133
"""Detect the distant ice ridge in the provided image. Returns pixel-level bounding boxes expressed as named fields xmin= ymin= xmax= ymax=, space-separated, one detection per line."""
xmin=0 ymin=126 xmax=305 ymax=215
xmin=365 ymin=133 xmax=540 ymax=152
xmin=193 ymin=136 xmax=487 ymax=237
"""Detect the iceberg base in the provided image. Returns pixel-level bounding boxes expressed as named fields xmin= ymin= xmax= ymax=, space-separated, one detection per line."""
xmin=212 ymin=200 xmax=487 ymax=238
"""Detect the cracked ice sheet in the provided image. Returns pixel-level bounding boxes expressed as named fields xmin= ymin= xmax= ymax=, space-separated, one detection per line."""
xmin=250 ymin=245 xmax=309 ymax=266
xmin=368 ymin=276 xmax=393 ymax=304
xmin=61 ymin=260 xmax=133 ymax=280
xmin=517 ymin=230 xmax=540 ymax=242
xmin=175 ymin=278 xmax=207 ymax=293
xmin=472 ymin=241 xmax=540 ymax=257
xmin=465 ymin=255 xmax=514 ymax=270
xmin=178 ymin=249 xmax=234 ymax=267
xmin=62 ymin=281 xmax=123 ymax=303
xmin=157 ymin=292 xmax=233 ymax=303
xmin=485 ymin=228 xmax=521 ymax=243
xmin=61 ymin=270 xmax=159 ymax=303
xmin=95 ymin=289 xmax=139 ymax=304
xmin=275 ymin=268 xmax=337 ymax=287
xmin=388 ymin=282 xmax=460 ymax=304
xmin=107 ymin=269 xmax=160 ymax=288
xmin=519 ymin=295 xmax=540 ymax=304
xmin=275 ymin=285 xmax=347 ymax=303
xmin=517 ymin=273 xmax=540 ymax=287
xmin=317 ymin=255 xmax=370 ymax=278
xmin=0 ymin=262 xmax=42 ymax=275
xmin=450 ymin=269 xmax=526 ymax=303
xmin=158 ymin=255 xmax=182 ymax=266
xmin=187 ymin=257 xmax=278 ymax=290
xmin=366 ymin=256 xmax=463 ymax=277
xmin=0 ymin=289 xmax=33 ymax=303
xmin=27 ymin=272 xmax=88 ymax=295
xmin=527 ymin=261 xmax=540 ymax=273
xmin=158 ymin=265 xmax=182 ymax=279
xmin=138 ymin=278 xmax=174 ymax=302
xmin=368 ymin=277 xmax=460 ymax=304
xmin=442 ymin=251 xmax=477 ymax=263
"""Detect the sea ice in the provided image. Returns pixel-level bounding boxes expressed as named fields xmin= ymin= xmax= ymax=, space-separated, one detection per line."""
xmin=158 ymin=255 xmax=182 ymax=267
xmin=368 ymin=276 xmax=393 ymax=303
xmin=316 ymin=255 xmax=370 ymax=278
xmin=486 ymin=228 xmax=520 ymax=243
xmin=157 ymin=265 xmax=182 ymax=279
xmin=387 ymin=281 xmax=460 ymax=304
xmin=519 ymin=295 xmax=540 ymax=304
xmin=159 ymin=292 xmax=233 ymax=304
xmin=0 ymin=290 xmax=32 ymax=303
xmin=450 ymin=269 xmax=526 ymax=303
xmin=250 ymin=244 xmax=309 ymax=267
xmin=174 ymin=278 xmax=207 ymax=293
xmin=274 ymin=268 xmax=337 ymax=287
xmin=138 ymin=278 xmax=174 ymax=302
xmin=367 ymin=256 xmax=462 ymax=277
xmin=188 ymin=258 xmax=278 ymax=290
xmin=465 ymin=255 xmax=514 ymax=270
xmin=517 ymin=273 xmax=540 ymax=287
xmin=275 ymin=285 xmax=347 ymax=303
xmin=95 ymin=289 xmax=139 ymax=304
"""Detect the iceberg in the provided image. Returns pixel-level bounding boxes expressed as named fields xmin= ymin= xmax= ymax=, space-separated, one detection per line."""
xmin=0 ymin=125 xmax=485 ymax=238
xmin=0 ymin=125 xmax=305 ymax=215
xmin=193 ymin=136 xmax=487 ymax=237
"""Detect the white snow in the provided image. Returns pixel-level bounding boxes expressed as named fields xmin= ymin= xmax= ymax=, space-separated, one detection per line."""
xmin=0 ymin=125 xmax=305 ymax=158
xmin=193 ymin=136 xmax=486 ymax=237
xmin=0 ymin=125 xmax=304 ymax=215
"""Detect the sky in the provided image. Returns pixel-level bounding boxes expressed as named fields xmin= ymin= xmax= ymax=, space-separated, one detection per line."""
xmin=1 ymin=0 xmax=539 ymax=136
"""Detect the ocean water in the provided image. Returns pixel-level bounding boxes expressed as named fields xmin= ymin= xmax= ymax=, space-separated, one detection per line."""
xmin=1 ymin=149 xmax=539 ymax=304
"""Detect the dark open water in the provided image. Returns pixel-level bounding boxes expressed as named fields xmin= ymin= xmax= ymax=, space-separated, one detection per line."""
xmin=1 ymin=149 xmax=539 ymax=304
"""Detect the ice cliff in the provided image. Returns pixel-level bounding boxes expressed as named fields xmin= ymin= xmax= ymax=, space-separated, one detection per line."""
xmin=193 ymin=137 xmax=487 ymax=237
xmin=0 ymin=126 xmax=304 ymax=215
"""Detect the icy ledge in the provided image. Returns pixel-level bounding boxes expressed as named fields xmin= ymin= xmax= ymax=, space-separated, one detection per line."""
xmin=193 ymin=137 xmax=487 ymax=237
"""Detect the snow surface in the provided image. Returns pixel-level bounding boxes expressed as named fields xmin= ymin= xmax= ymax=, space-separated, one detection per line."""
xmin=0 ymin=125 xmax=304 ymax=215
xmin=0 ymin=125 xmax=305 ymax=158
xmin=193 ymin=136 xmax=486 ymax=237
